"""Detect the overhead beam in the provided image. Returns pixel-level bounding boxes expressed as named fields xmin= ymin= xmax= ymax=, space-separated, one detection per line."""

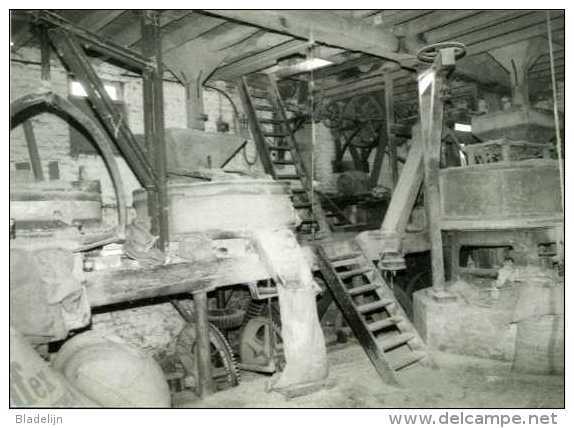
xmin=77 ymin=10 xmax=125 ymax=32
xmin=203 ymin=10 xmax=414 ymax=65
xmin=209 ymin=39 xmax=309 ymax=81
xmin=458 ymin=11 xmax=564 ymax=54
xmin=467 ymin=18 xmax=564 ymax=56
xmin=392 ymin=10 xmax=481 ymax=36
xmin=425 ymin=10 xmax=532 ymax=43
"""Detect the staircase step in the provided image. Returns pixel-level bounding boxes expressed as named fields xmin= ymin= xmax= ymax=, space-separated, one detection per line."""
xmin=276 ymin=174 xmax=301 ymax=180
xmin=264 ymin=132 xmax=289 ymax=138
xmin=250 ymin=91 xmax=269 ymax=99
xmin=300 ymin=218 xmax=318 ymax=224
xmin=367 ymin=316 xmax=400 ymax=332
xmin=328 ymin=252 xmax=363 ymax=263
xmin=390 ymin=351 xmax=427 ymax=371
xmin=348 ymin=283 xmax=379 ymax=296
xmin=268 ymin=145 xmax=291 ymax=151
xmin=255 ymin=105 xmax=274 ymax=112
xmin=330 ymin=256 xmax=364 ymax=268
xmin=273 ymin=160 xmax=294 ymax=165
xmin=378 ymin=333 xmax=415 ymax=351
xmin=356 ymin=299 xmax=394 ymax=314
xmin=338 ymin=266 xmax=373 ymax=280
xmin=259 ymin=118 xmax=283 ymax=124
xmin=293 ymin=202 xmax=312 ymax=209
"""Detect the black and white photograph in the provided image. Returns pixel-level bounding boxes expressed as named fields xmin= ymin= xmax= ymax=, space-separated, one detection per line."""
xmin=7 ymin=4 xmax=568 ymax=424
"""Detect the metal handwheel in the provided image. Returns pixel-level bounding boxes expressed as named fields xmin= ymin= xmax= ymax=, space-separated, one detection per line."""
xmin=416 ymin=42 xmax=467 ymax=63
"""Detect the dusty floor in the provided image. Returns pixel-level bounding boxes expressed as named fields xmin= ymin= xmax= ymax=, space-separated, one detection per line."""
xmin=174 ymin=342 xmax=564 ymax=408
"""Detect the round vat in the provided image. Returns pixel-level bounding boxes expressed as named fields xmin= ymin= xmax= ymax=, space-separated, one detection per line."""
xmin=133 ymin=179 xmax=298 ymax=237
xmin=10 ymin=180 xmax=102 ymax=227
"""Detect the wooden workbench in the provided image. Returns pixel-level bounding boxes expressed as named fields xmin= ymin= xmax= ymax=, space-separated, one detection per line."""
xmin=83 ymin=255 xmax=270 ymax=398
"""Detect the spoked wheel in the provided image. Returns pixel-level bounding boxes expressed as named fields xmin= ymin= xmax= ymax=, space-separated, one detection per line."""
xmin=416 ymin=42 xmax=466 ymax=63
xmin=175 ymin=322 xmax=240 ymax=394
xmin=239 ymin=316 xmax=284 ymax=374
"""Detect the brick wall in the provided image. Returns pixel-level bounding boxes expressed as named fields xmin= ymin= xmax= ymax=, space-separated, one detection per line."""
xmin=10 ymin=47 xmax=260 ymax=220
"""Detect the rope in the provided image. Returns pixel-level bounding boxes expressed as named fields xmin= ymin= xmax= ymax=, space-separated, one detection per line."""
xmin=309 ymin=30 xmax=316 ymax=238
xmin=545 ymin=11 xmax=564 ymax=213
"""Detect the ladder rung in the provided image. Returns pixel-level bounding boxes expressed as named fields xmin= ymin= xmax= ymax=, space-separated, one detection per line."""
xmin=300 ymin=218 xmax=318 ymax=224
xmin=268 ymin=145 xmax=291 ymax=151
xmin=379 ymin=333 xmax=414 ymax=351
xmin=356 ymin=299 xmax=394 ymax=314
xmin=255 ymin=105 xmax=274 ymax=111
xmin=259 ymin=118 xmax=283 ymax=124
xmin=276 ymin=174 xmax=301 ymax=180
xmin=294 ymin=202 xmax=312 ymax=209
xmin=390 ymin=351 xmax=426 ymax=371
xmin=328 ymin=252 xmax=363 ymax=263
xmin=264 ymin=132 xmax=288 ymax=138
xmin=367 ymin=316 xmax=400 ymax=332
xmin=331 ymin=256 xmax=364 ymax=268
xmin=250 ymin=92 xmax=268 ymax=99
xmin=339 ymin=266 xmax=373 ymax=280
xmin=348 ymin=283 xmax=379 ymax=296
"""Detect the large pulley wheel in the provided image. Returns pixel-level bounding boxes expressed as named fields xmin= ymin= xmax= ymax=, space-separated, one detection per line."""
xmin=175 ymin=322 xmax=240 ymax=393
xmin=239 ymin=316 xmax=284 ymax=374
xmin=342 ymin=95 xmax=383 ymax=148
xmin=416 ymin=42 xmax=466 ymax=63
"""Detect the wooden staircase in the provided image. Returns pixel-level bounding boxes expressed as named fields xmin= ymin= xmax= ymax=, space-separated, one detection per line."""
xmin=237 ymin=74 xmax=330 ymax=239
xmin=316 ymin=240 xmax=431 ymax=385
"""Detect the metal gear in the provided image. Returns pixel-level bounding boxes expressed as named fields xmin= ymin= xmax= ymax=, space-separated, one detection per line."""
xmin=239 ymin=316 xmax=284 ymax=374
xmin=175 ymin=322 xmax=240 ymax=394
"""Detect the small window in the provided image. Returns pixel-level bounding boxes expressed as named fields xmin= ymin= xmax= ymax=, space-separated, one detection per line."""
xmin=454 ymin=123 xmax=472 ymax=133
xmin=69 ymin=80 xmax=120 ymax=101
xmin=68 ymin=79 xmax=126 ymax=156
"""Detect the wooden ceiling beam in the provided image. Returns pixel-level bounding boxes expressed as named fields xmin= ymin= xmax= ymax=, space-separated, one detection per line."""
xmin=392 ymin=10 xmax=481 ymax=36
xmin=209 ymin=39 xmax=309 ymax=81
xmin=530 ymin=58 xmax=564 ymax=72
xmin=467 ymin=19 xmax=564 ymax=56
xmin=203 ymin=10 xmax=415 ymax=65
xmin=374 ymin=10 xmax=433 ymax=27
xmin=425 ymin=10 xmax=533 ymax=43
xmin=458 ymin=11 xmax=563 ymax=54
xmin=77 ymin=10 xmax=126 ymax=32
xmin=161 ymin=19 xmax=228 ymax=54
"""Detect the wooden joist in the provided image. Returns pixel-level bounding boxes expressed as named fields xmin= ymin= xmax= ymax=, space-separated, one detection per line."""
xmin=203 ymin=10 xmax=416 ymax=65
xmin=210 ymin=39 xmax=308 ymax=81
xmin=424 ymin=10 xmax=532 ymax=43
xmin=85 ymin=258 xmax=270 ymax=308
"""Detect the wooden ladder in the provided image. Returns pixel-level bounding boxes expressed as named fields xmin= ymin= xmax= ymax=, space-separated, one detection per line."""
xmin=237 ymin=74 xmax=330 ymax=239
xmin=316 ymin=240 xmax=431 ymax=385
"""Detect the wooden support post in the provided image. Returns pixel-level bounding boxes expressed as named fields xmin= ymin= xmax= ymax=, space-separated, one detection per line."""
xmin=418 ymin=64 xmax=448 ymax=295
xmin=193 ymin=290 xmax=214 ymax=398
xmin=22 ymin=121 xmax=44 ymax=181
xmin=142 ymin=10 xmax=169 ymax=248
xmin=385 ymin=75 xmax=398 ymax=189
xmin=237 ymin=77 xmax=275 ymax=176
xmin=380 ymin=124 xmax=424 ymax=235
xmin=39 ymin=25 xmax=51 ymax=81
xmin=449 ymin=232 xmax=460 ymax=281
xmin=186 ymin=78 xmax=206 ymax=131
xmin=48 ymin=28 xmax=157 ymax=188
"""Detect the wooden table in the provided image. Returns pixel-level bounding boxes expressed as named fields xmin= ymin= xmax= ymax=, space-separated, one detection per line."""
xmin=84 ymin=256 xmax=270 ymax=398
